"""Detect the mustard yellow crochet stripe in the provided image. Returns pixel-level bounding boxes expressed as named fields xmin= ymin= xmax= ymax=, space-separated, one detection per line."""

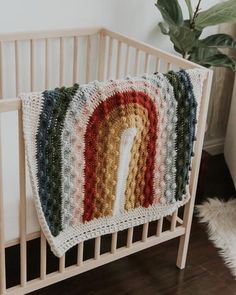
xmin=93 ymin=103 xmax=149 ymax=218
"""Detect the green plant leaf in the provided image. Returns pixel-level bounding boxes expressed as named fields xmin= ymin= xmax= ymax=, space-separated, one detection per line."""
xmin=185 ymin=0 xmax=193 ymax=20
xmin=155 ymin=0 xmax=183 ymax=26
xmin=168 ymin=25 xmax=199 ymax=55
xmin=189 ymin=47 xmax=236 ymax=71
xmin=195 ymin=0 xmax=236 ymax=28
xmin=190 ymin=47 xmax=220 ymax=63
xmin=202 ymin=53 xmax=236 ymax=70
xmin=158 ymin=22 xmax=169 ymax=35
xmin=183 ymin=20 xmax=202 ymax=38
xmin=199 ymin=33 xmax=236 ymax=48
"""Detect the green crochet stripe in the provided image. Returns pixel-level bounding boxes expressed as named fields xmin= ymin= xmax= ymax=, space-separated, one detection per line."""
xmin=36 ymin=84 xmax=79 ymax=236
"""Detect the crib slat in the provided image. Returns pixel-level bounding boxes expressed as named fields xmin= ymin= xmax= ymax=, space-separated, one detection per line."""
xmin=86 ymin=36 xmax=91 ymax=83
xmin=142 ymin=223 xmax=149 ymax=242
xmin=156 ymin=217 xmax=163 ymax=236
xmin=15 ymin=40 xmax=20 ymax=95
xmin=127 ymin=227 xmax=133 ymax=248
xmin=0 ymin=112 xmax=6 ymax=294
xmin=156 ymin=57 xmax=161 ymax=72
xmin=124 ymin=44 xmax=130 ymax=76
xmin=0 ymin=47 xmax=5 ymax=295
xmin=144 ymin=53 xmax=150 ymax=73
xmin=59 ymin=255 xmax=65 ymax=273
xmin=73 ymin=36 xmax=78 ymax=84
xmin=40 ymin=231 xmax=47 ymax=280
xmin=98 ymin=31 xmax=105 ymax=81
xmin=45 ymin=38 xmax=49 ymax=89
xmin=167 ymin=62 xmax=172 ymax=71
xmin=111 ymin=232 xmax=118 ymax=254
xmin=171 ymin=210 xmax=178 ymax=232
xmin=134 ymin=48 xmax=140 ymax=75
xmin=116 ymin=41 xmax=121 ymax=79
xmin=0 ymin=42 xmax=3 ymax=98
xmin=107 ymin=37 xmax=113 ymax=79
xmin=77 ymin=242 xmax=84 ymax=266
xmin=59 ymin=37 xmax=64 ymax=87
xmin=177 ymin=216 xmax=183 ymax=225
xmin=18 ymin=108 xmax=27 ymax=287
xmin=94 ymin=236 xmax=101 ymax=260
xmin=30 ymin=39 xmax=35 ymax=91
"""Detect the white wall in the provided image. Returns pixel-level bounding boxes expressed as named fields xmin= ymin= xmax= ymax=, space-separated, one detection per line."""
xmin=0 ymin=0 xmax=220 ymax=50
xmin=0 ymin=0 xmax=221 ymax=241
xmin=0 ymin=0 xmax=112 ymax=32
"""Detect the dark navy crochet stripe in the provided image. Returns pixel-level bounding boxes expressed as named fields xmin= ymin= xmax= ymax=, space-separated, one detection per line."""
xmin=178 ymin=70 xmax=197 ymax=194
xmin=164 ymin=70 xmax=197 ymax=200
xmin=36 ymin=89 xmax=60 ymax=235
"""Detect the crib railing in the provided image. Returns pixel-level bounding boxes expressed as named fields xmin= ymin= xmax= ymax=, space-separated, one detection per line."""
xmin=0 ymin=27 xmax=213 ymax=295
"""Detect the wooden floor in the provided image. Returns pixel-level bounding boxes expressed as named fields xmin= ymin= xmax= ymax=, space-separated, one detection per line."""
xmin=7 ymin=154 xmax=236 ymax=295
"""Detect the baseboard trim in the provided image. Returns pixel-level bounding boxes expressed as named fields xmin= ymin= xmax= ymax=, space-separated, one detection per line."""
xmin=203 ymin=137 xmax=225 ymax=155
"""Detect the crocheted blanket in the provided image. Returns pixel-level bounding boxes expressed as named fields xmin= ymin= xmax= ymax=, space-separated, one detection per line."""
xmin=21 ymin=69 xmax=206 ymax=257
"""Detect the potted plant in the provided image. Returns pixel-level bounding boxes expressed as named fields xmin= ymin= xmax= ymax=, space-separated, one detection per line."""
xmin=155 ymin=0 xmax=236 ymax=70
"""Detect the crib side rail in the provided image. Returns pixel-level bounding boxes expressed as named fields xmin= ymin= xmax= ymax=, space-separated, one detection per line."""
xmin=0 ymin=27 xmax=102 ymax=42
xmin=0 ymin=27 xmax=213 ymax=295
xmin=99 ymin=27 xmax=204 ymax=82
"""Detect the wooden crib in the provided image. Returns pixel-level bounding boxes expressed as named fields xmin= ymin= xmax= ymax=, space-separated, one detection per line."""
xmin=0 ymin=27 xmax=213 ymax=295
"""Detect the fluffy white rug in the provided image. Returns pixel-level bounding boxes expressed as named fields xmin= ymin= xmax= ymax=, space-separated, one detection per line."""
xmin=196 ymin=198 xmax=236 ymax=277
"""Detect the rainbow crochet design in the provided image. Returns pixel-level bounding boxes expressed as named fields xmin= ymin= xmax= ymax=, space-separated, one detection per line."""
xmin=21 ymin=69 xmax=206 ymax=257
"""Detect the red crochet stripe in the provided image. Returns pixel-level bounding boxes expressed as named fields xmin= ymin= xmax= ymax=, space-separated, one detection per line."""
xmin=83 ymin=90 xmax=158 ymax=222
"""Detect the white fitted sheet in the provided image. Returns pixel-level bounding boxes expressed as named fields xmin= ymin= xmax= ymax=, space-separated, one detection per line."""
xmin=1 ymin=112 xmax=39 ymax=241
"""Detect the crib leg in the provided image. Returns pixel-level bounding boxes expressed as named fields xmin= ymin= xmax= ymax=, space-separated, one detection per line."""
xmin=176 ymin=197 xmax=195 ymax=269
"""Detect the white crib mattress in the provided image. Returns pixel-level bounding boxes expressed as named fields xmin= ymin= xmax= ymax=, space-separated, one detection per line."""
xmin=2 ymin=111 xmax=39 ymax=242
